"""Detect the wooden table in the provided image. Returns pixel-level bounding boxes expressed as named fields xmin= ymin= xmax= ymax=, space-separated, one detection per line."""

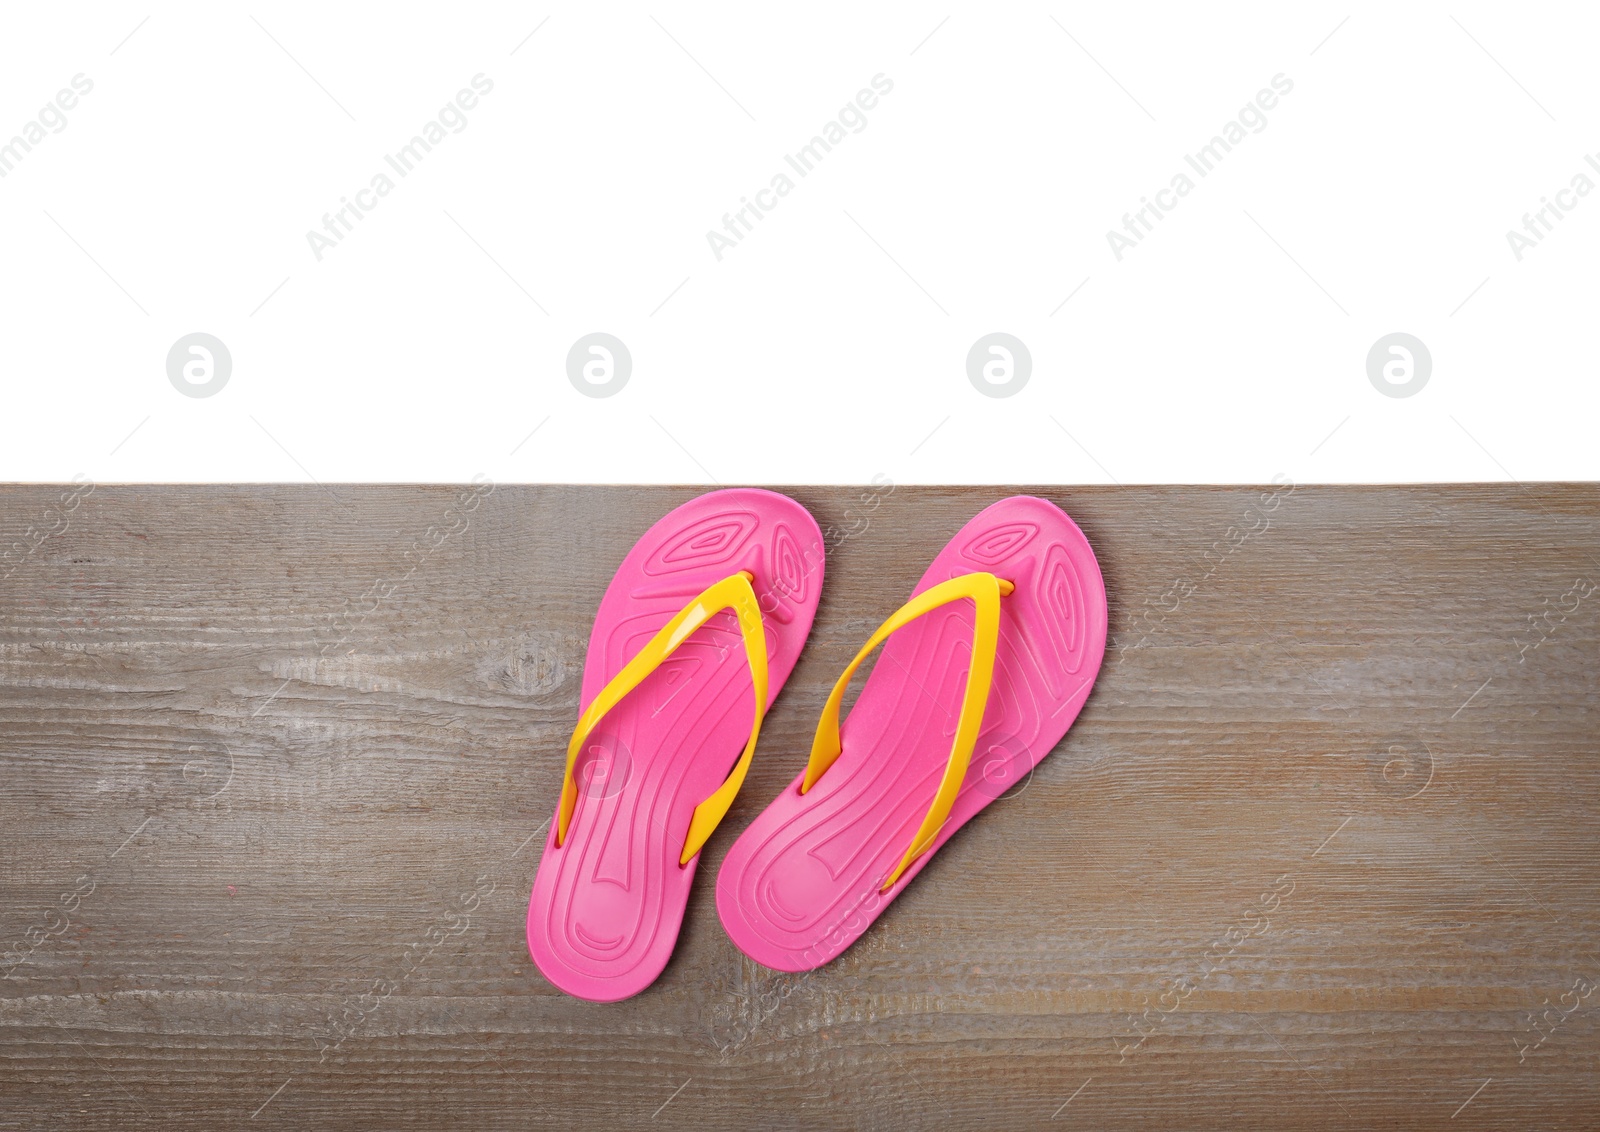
xmin=2 ymin=484 xmax=1596 ymax=1130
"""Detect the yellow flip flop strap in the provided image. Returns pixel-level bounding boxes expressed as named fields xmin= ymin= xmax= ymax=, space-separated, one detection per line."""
xmin=556 ymin=570 xmax=770 ymax=865
xmin=800 ymin=572 xmax=1013 ymax=892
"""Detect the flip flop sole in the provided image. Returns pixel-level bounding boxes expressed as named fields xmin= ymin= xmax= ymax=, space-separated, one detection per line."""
xmin=528 ymin=489 xmax=823 ymax=1001
xmin=716 ymin=496 xmax=1106 ymax=972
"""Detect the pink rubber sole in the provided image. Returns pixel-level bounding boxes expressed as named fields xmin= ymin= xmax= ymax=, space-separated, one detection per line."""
xmin=715 ymin=496 xmax=1107 ymax=972
xmin=527 ymin=489 xmax=823 ymax=1001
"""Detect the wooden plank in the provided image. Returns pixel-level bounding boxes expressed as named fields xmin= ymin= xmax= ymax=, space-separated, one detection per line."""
xmin=1 ymin=483 xmax=1597 ymax=1130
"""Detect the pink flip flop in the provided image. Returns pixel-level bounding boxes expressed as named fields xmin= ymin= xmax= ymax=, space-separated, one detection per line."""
xmin=715 ymin=496 xmax=1107 ymax=972
xmin=527 ymin=489 xmax=823 ymax=1001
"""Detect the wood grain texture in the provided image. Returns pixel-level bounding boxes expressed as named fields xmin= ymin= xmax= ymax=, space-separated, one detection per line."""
xmin=1 ymin=483 xmax=1597 ymax=1131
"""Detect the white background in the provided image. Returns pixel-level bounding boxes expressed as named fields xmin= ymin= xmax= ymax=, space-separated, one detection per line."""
xmin=1 ymin=2 xmax=1595 ymax=486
